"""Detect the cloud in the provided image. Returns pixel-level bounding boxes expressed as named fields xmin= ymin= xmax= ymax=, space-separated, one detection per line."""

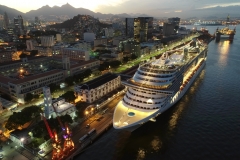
xmin=197 ymin=2 xmax=240 ymax=9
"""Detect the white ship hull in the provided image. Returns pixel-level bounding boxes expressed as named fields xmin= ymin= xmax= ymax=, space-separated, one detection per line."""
xmin=113 ymin=57 xmax=206 ymax=132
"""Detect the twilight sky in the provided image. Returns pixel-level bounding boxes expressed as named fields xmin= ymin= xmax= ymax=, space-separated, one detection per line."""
xmin=2 ymin=0 xmax=240 ymax=15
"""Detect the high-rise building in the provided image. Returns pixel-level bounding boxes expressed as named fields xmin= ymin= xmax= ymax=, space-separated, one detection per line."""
xmin=56 ymin=34 xmax=62 ymax=42
xmin=0 ymin=15 xmax=3 ymax=29
xmin=168 ymin=17 xmax=180 ymax=26
xmin=35 ymin=16 xmax=40 ymax=24
xmin=3 ymin=12 xmax=9 ymax=29
xmin=43 ymin=86 xmax=54 ymax=119
xmin=168 ymin=17 xmax=180 ymax=33
xmin=125 ymin=18 xmax=135 ymax=37
xmin=126 ymin=17 xmax=153 ymax=42
xmin=163 ymin=23 xmax=175 ymax=36
xmin=14 ymin=15 xmax=24 ymax=35
xmin=40 ymin=36 xmax=55 ymax=47
xmin=26 ymin=40 xmax=34 ymax=50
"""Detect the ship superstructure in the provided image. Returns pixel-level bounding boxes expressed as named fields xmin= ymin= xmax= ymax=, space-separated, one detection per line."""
xmin=113 ymin=38 xmax=208 ymax=131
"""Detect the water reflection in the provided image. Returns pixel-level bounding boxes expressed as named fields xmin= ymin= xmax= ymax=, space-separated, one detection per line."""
xmin=217 ymin=40 xmax=230 ymax=67
xmin=150 ymin=136 xmax=161 ymax=152
xmin=137 ymin=148 xmax=146 ymax=160
xmin=168 ymin=70 xmax=205 ymax=132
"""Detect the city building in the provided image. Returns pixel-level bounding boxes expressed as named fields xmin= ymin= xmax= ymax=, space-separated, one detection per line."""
xmin=103 ymin=28 xmax=114 ymax=38
xmin=168 ymin=17 xmax=180 ymax=27
xmin=177 ymin=27 xmax=191 ymax=35
xmin=126 ymin=17 xmax=153 ymax=42
xmin=125 ymin=18 xmax=135 ymax=37
xmin=112 ymin=36 xmax=130 ymax=47
xmin=14 ymin=15 xmax=24 ymax=35
xmin=74 ymin=41 xmax=92 ymax=50
xmin=0 ymin=97 xmax=17 ymax=111
xmin=43 ymin=86 xmax=76 ymax=119
xmin=74 ymin=73 xmax=121 ymax=103
xmin=35 ymin=16 xmax=40 ymax=25
xmin=3 ymin=12 xmax=9 ymax=29
xmin=118 ymin=39 xmax=141 ymax=57
xmin=35 ymin=46 xmax=52 ymax=56
xmin=99 ymin=52 xmax=123 ymax=62
xmin=0 ymin=56 xmax=100 ymax=103
xmin=0 ymin=50 xmax=14 ymax=63
xmin=0 ymin=14 xmax=4 ymax=29
xmin=56 ymin=34 xmax=62 ymax=42
xmin=26 ymin=40 xmax=34 ymax=51
xmin=40 ymin=36 xmax=55 ymax=47
xmin=163 ymin=23 xmax=175 ymax=37
xmin=70 ymin=59 xmax=100 ymax=76
xmin=60 ymin=48 xmax=90 ymax=61
xmin=83 ymin=33 xmax=95 ymax=42
xmin=94 ymin=38 xmax=107 ymax=47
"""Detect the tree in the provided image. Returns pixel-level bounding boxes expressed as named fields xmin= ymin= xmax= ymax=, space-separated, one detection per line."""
xmin=24 ymin=93 xmax=34 ymax=102
xmin=32 ymin=121 xmax=45 ymax=138
xmin=123 ymin=57 xmax=130 ymax=63
xmin=75 ymin=102 xmax=88 ymax=118
xmin=49 ymin=83 xmax=60 ymax=93
xmin=60 ymin=115 xmax=73 ymax=124
xmin=65 ymin=76 xmax=74 ymax=86
xmin=61 ymin=91 xmax=76 ymax=103
xmin=131 ymin=54 xmax=138 ymax=60
xmin=82 ymin=69 xmax=92 ymax=78
xmin=109 ymin=60 xmax=121 ymax=68
xmin=5 ymin=105 xmax=41 ymax=130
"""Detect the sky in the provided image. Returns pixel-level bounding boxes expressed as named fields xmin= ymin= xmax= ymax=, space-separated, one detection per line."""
xmin=1 ymin=0 xmax=240 ymax=15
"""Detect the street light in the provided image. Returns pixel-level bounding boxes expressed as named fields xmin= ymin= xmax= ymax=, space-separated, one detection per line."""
xmin=20 ymin=138 xmax=24 ymax=146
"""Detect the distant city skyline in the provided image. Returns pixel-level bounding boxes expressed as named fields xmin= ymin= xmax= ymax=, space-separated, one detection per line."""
xmin=1 ymin=0 xmax=240 ymax=17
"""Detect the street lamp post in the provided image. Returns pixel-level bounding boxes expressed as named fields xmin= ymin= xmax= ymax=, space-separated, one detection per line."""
xmin=20 ymin=138 xmax=24 ymax=146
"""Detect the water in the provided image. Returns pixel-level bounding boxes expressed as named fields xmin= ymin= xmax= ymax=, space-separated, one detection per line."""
xmin=75 ymin=25 xmax=240 ymax=160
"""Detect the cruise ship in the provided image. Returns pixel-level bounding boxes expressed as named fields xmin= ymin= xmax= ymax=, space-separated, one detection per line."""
xmin=194 ymin=21 xmax=222 ymax=26
xmin=113 ymin=38 xmax=208 ymax=131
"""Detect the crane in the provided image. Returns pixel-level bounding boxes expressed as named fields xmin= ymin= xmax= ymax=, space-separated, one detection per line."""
xmin=41 ymin=113 xmax=63 ymax=160
xmin=51 ymin=102 xmax=75 ymax=156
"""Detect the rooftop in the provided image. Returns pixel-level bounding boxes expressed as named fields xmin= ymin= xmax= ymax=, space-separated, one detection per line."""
xmin=9 ymin=69 xmax=63 ymax=85
xmin=77 ymin=73 xmax=118 ymax=90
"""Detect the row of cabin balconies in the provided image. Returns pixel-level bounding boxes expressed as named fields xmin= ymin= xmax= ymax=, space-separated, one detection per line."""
xmin=139 ymin=66 xmax=177 ymax=75
xmin=125 ymin=94 xmax=164 ymax=105
xmin=128 ymin=89 xmax=166 ymax=100
xmin=122 ymin=98 xmax=161 ymax=110
xmin=133 ymin=76 xmax=171 ymax=86
xmin=136 ymin=70 xmax=174 ymax=78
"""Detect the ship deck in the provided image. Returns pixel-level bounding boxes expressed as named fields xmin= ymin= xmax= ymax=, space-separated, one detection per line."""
xmin=113 ymin=101 xmax=158 ymax=129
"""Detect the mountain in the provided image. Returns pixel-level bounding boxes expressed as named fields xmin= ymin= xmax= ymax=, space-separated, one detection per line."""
xmin=0 ymin=5 xmax=26 ymax=19
xmin=25 ymin=3 xmax=132 ymax=20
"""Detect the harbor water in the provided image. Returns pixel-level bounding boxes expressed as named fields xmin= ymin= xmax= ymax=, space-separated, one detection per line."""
xmin=75 ymin=25 xmax=240 ymax=160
